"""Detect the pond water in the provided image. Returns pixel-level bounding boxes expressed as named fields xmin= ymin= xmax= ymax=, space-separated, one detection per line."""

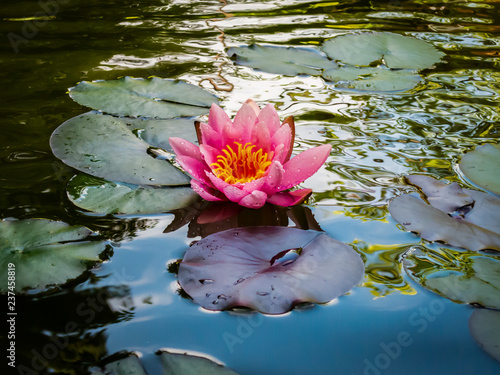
xmin=1 ymin=0 xmax=500 ymax=374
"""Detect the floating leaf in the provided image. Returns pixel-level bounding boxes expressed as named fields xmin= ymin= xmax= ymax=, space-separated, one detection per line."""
xmin=404 ymin=246 xmax=500 ymax=309
xmin=0 ymin=219 xmax=107 ymax=293
xmin=470 ymin=309 xmax=500 ymax=363
xmin=227 ymin=44 xmax=338 ymax=76
xmin=178 ymin=226 xmax=364 ymax=314
xmin=50 ymin=112 xmax=191 ymax=186
xmin=69 ymin=77 xmax=219 ymax=118
xmin=389 ymin=175 xmax=500 ymax=251
xmin=459 ymin=143 xmax=500 ymax=196
xmin=159 ymin=351 xmax=239 ymax=375
xmin=322 ymin=66 xmax=421 ymax=92
xmin=67 ymin=174 xmax=198 ymax=215
xmin=91 ymin=351 xmax=239 ymax=375
xmin=321 ymin=32 xmax=444 ymax=70
xmin=406 ymin=174 xmax=474 ymax=213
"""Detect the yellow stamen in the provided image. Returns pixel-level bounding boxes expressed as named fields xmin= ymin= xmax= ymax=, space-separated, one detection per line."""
xmin=211 ymin=142 xmax=271 ymax=184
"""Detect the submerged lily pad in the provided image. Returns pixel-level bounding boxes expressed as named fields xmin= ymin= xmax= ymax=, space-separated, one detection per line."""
xmin=178 ymin=226 xmax=364 ymax=314
xmin=67 ymin=175 xmax=198 ymax=215
xmin=470 ymin=309 xmax=500 ymax=363
xmin=91 ymin=351 xmax=238 ymax=375
xmin=404 ymin=246 xmax=500 ymax=309
xmin=322 ymin=66 xmax=421 ymax=92
xmin=69 ymin=77 xmax=219 ymax=118
xmin=227 ymin=44 xmax=338 ymax=76
xmin=50 ymin=112 xmax=191 ymax=186
xmin=459 ymin=143 xmax=500 ymax=196
xmin=0 ymin=219 xmax=107 ymax=293
xmin=321 ymin=32 xmax=444 ymax=70
xmin=389 ymin=175 xmax=500 ymax=251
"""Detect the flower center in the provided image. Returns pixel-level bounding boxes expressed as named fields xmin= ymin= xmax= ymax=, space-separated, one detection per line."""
xmin=211 ymin=142 xmax=271 ymax=184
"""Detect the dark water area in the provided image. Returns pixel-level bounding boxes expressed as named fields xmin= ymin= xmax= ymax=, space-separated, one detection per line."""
xmin=1 ymin=0 xmax=499 ymax=374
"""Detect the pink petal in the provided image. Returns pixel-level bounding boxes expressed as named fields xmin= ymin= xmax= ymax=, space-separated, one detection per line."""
xmin=239 ymin=190 xmax=268 ymax=209
xmin=270 ymin=124 xmax=292 ymax=163
xmin=199 ymin=144 xmax=221 ymax=166
xmin=257 ymin=104 xmax=280 ymax=135
xmin=222 ymin=184 xmax=249 ymax=203
xmin=244 ymin=99 xmax=261 ymax=115
xmin=280 ymin=116 xmax=295 ymax=162
xmin=176 ymin=155 xmax=212 ymax=185
xmin=207 ymin=172 xmax=231 ymax=193
xmin=222 ymin=120 xmax=243 ymax=146
xmin=266 ymin=189 xmax=312 ymax=207
xmin=242 ymin=177 xmax=266 ymax=193
xmin=191 ymin=180 xmax=225 ymax=202
xmin=208 ymin=103 xmax=233 ymax=134
xmin=251 ymin=121 xmax=271 ymax=153
xmin=200 ymin=122 xmax=223 ymax=150
xmin=271 ymin=143 xmax=286 ymax=164
xmin=279 ymin=144 xmax=331 ymax=191
xmin=233 ymin=101 xmax=259 ymax=134
xmin=169 ymin=137 xmax=202 ymax=161
xmin=261 ymin=161 xmax=285 ymax=195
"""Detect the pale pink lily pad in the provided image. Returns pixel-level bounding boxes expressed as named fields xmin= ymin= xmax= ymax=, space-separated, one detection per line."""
xmin=178 ymin=226 xmax=364 ymax=314
xmin=389 ymin=175 xmax=500 ymax=251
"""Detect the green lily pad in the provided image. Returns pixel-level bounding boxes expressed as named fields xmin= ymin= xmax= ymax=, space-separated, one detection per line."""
xmin=67 ymin=174 xmax=198 ymax=215
xmin=389 ymin=175 xmax=500 ymax=251
xmin=322 ymin=66 xmax=422 ymax=92
xmin=227 ymin=44 xmax=339 ymax=76
xmin=459 ymin=143 xmax=500 ymax=196
xmin=321 ymin=32 xmax=444 ymax=70
xmin=470 ymin=309 xmax=500 ymax=363
xmin=69 ymin=77 xmax=219 ymax=118
xmin=91 ymin=351 xmax=239 ymax=375
xmin=404 ymin=246 xmax=500 ymax=309
xmin=0 ymin=219 xmax=107 ymax=293
xmin=50 ymin=112 xmax=191 ymax=186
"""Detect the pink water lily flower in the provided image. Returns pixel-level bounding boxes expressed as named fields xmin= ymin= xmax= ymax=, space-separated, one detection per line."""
xmin=169 ymin=100 xmax=331 ymax=209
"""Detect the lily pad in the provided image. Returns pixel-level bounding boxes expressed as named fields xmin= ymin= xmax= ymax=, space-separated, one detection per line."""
xmin=389 ymin=175 xmax=500 ymax=251
xmin=459 ymin=143 xmax=500 ymax=196
xmin=50 ymin=112 xmax=191 ymax=186
xmin=322 ymin=66 xmax=422 ymax=92
xmin=0 ymin=219 xmax=107 ymax=293
xmin=227 ymin=44 xmax=339 ymax=76
xmin=69 ymin=77 xmax=219 ymax=118
xmin=178 ymin=226 xmax=364 ymax=314
xmin=404 ymin=246 xmax=500 ymax=309
xmin=321 ymin=32 xmax=444 ymax=70
xmin=91 ymin=351 xmax=239 ymax=375
xmin=158 ymin=351 xmax=239 ymax=375
xmin=67 ymin=174 xmax=198 ymax=215
xmin=470 ymin=309 xmax=500 ymax=363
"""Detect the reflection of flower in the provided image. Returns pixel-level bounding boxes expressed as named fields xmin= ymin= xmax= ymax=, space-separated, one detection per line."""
xmin=170 ymin=100 xmax=331 ymax=209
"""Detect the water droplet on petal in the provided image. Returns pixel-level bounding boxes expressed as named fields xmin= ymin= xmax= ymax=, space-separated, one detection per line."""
xmin=199 ymin=279 xmax=214 ymax=284
xmin=256 ymin=291 xmax=269 ymax=296
xmin=217 ymin=294 xmax=228 ymax=300
xmin=270 ymin=248 xmax=302 ymax=267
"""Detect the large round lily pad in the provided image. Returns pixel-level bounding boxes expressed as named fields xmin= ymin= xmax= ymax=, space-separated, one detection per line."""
xmin=67 ymin=174 xmax=198 ymax=215
xmin=227 ymin=44 xmax=338 ymax=76
xmin=50 ymin=112 xmax=191 ymax=186
xmin=321 ymin=32 xmax=444 ymax=70
xmin=470 ymin=309 xmax=500 ymax=363
xmin=0 ymin=219 xmax=108 ymax=293
xmin=322 ymin=66 xmax=422 ymax=92
xmin=69 ymin=77 xmax=219 ymax=118
xmin=403 ymin=246 xmax=500 ymax=309
xmin=91 ymin=351 xmax=238 ymax=375
xmin=459 ymin=143 xmax=500 ymax=196
xmin=389 ymin=175 xmax=500 ymax=251
xmin=178 ymin=226 xmax=364 ymax=314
